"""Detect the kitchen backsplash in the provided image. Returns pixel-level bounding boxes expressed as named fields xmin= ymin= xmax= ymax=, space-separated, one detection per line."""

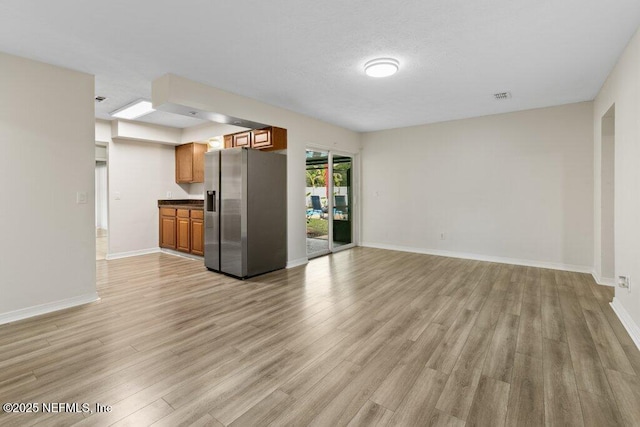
xmin=189 ymin=182 xmax=204 ymax=199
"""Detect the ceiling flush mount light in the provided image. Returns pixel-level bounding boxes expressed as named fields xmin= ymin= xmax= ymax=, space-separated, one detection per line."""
xmin=364 ymin=58 xmax=399 ymax=78
xmin=111 ymin=99 xmax=155 ymax=120
xmin=208 ymin=137 xmax=223 ymax=150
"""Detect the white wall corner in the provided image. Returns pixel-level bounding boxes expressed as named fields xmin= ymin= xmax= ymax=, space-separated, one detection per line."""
xmin=0 ymin=293 xmax=100 ymax=326
xmin=610 ymin=298 xmax=640 ymax=351
xmin=95 ymin=119 xmax=113 ymax=143
xmin=287 ymin=257 xmax=309 ymax=269
xmin=105 ymin=247 xmax=161 ymax=260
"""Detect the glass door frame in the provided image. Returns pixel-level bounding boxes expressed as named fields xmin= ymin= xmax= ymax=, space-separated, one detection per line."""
xmin=305 ymin=147 xmax=357 ymax=257
xmin=330 ymin=150 xmax=356 ymax=253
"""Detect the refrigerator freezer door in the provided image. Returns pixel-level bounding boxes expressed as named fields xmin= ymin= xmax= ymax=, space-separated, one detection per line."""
xmin=204 ymin=151 xmax=220 ymax=271
xmin=220 ymin=148 xmax=246 ymax=277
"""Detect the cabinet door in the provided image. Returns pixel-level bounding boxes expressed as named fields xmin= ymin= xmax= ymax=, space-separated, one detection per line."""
xmin=259 ymin=127 xmax=287 ymax=151
xmin=160 ymin=216 xmax=177 ymax=249
xmin=192 ymin=143 xmax=207 ymax=183
xmin=175 ymin=144 xmax=194 ymax=183
xmin=233 ymin=131 xmax=252 ymax=147
xmin=224 ymin=135 xmax=233 ymax=149
xmin=252 ymin=129 xmax=272 ymax=148
xmin=190 ymin=219 xmax=204 ymax=256
xmin=176 ymin=217 xmax=190 ymax=252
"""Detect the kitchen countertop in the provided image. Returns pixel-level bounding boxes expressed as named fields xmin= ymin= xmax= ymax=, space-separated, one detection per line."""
xmin=158 ymin=199 xmax=204 ymax=209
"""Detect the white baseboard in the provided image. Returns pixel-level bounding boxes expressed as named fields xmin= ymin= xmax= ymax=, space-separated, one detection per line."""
xmin=360 ymin=242 xmax=593 ymax=274
xmin=160 ymin=248 xmax=204 ymax=262
xmin=111 ymin=247 xmax=306 ymax=268
xmin=610 ymin=298 xmax=640 ymax=351
xmin=106 ymin=247 xmax=160 ymax=260
xmin=0 ymin=292 xmax=100 ymax=326
xmin=287 ymin=257 xmax=309 ymax=269
xmin=591 ymin=271 xmax=616 ymax=287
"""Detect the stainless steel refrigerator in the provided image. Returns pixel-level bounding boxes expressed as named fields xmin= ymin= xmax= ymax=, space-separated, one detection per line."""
xmin=204 ymin=147 xmax=287 ymax=278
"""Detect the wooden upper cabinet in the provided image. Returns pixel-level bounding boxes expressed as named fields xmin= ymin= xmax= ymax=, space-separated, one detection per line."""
xmin=252 ymin=129 xmax=271 ymax=148
xmin=175 ymin=142 xmax=208 ymax=183
xmin=254 ymin=126 xmax=287 ymax=151
xmin=224 ymin=135 xmax=233 ymax=149
xmin=233 ymin=131 xmax=252 ymax=148
xmin=224 ymin=127 xmax=287 ymax=151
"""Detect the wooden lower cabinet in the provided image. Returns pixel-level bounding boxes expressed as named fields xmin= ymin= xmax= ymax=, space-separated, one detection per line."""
xmin=190 ymin=219 xmax=204 ymax=256
xmin=160 ymin=216 xmax=177 ymax=249
xmin=190 ymin=209 xmax=204 ymax=256
xmin=159 ymin=208 xmax=177 ymax=249
xmin=176 ymin=217 xmax=191 ymax=252
xmin=159 ymin=207 xmax=204 ymax=255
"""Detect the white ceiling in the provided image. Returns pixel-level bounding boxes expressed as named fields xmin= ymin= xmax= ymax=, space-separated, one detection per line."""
xmin=1 ymin=1 xmax=639 ymax=132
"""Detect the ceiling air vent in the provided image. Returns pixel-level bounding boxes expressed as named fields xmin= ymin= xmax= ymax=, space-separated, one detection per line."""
xmin=494 ymin=92 xmax=512 ymax=100
xmin=95 ymin=96 xmax=107 ymax=103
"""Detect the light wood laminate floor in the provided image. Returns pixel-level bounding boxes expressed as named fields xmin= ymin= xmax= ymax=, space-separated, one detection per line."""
xmin=96 ymin=228 xmax=107 ymax=261
xmin=1 ymin=248 xmax=639 ymax=426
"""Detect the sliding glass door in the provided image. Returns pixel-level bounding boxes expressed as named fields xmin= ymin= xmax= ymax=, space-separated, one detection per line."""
xmin=306 ymin=149 xmax=355 ymax=258
xmin=306 ymin=150 xmax=330 ymax=257
xmin=332 ymin=154 xmax=353 ymax=249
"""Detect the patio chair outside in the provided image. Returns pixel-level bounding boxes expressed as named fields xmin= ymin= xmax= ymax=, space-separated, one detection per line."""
xmin=335 ymin=195 xmax=347 ymax=212
xmin=308 ymin=195 xmax=325 ymax=218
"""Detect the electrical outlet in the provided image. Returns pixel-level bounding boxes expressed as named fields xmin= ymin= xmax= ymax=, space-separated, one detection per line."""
xmin=76 ymin=191 xmax=87 ymax=204
xmin=618 ymin=275 xmax=630 ymax=292
xmin=166 ymin=191 xmax=172 ymax=199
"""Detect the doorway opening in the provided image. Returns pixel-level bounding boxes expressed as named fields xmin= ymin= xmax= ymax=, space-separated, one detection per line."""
xmin=305 ymin=149 xmax=355 ymax=258
xmin=600 ymin=105 xmax=615 ymax=282
xmin=95 ymin=144 xmax=108 ymax=260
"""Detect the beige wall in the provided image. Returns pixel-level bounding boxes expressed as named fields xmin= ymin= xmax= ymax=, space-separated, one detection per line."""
xmin=594 ymin=27 xmax=640 ymax=337
xmin=361 ymin=102 xmax=594 ymax=271
xmin=180 ymin=121 xmax=248 ymax=144
xmin=98 ymin=119 xmax=209 ymax=257
xmin=111 ymin=120 xmax=181 ymax=145
xmin=107 ymin=138 xmax=202 ymax=257
xmin=0 ymin=52 xmax=97 ymax=322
